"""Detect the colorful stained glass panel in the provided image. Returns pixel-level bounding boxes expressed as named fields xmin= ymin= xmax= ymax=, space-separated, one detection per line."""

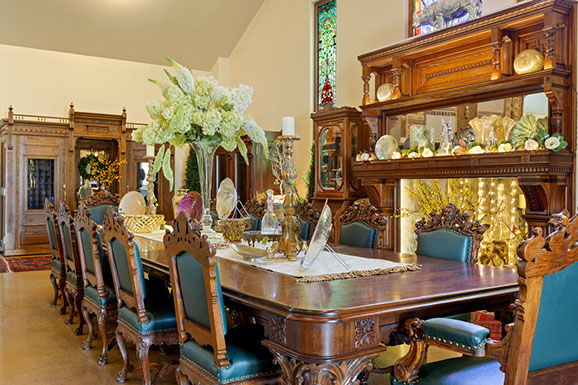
xmin=317 ymin=0 xmax=336 ymax=108
xmin=412 ymin=0 xmax=470 ymax=36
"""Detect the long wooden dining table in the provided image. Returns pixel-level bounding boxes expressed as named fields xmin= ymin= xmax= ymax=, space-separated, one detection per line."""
xmin=133 ymin=233 xmax=518 ymax=385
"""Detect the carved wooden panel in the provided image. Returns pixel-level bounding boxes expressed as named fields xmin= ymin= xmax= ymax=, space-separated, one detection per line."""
xmin=413 ymin=41 xmax=493 ymax=95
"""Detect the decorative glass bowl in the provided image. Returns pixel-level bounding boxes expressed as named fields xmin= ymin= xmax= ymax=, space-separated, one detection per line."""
xmin=215 ymin=218 xmax=251 ymax=243
xmin=123 ymin=215 xmax=165 ymax=233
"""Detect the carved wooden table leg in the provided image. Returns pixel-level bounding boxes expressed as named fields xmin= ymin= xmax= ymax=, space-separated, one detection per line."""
xmin=268 ymin=348 xmax=375 ymax=385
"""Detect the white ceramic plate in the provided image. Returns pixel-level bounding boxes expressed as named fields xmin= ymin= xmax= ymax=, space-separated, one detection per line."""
xmin=119 ymin=191 xmax=146 ymax=215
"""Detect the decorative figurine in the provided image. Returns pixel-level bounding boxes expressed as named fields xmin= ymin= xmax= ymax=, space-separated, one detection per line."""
xmin=261 ymin=189 xmax=280 ymax=235
xmin=437 ymin=118 xmax=454 ymax=156
xmin=413 ymin=0 xmax=483 ymax=30
xmin=216 ymin=178 xmax=237 ymax=220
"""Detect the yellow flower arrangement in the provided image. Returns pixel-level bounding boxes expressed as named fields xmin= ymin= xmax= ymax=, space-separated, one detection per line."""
xmin=87 ymin=154 xmax=126 ymax=187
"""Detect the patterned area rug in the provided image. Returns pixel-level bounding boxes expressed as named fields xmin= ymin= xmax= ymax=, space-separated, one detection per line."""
xmin=471 ymin=310 xmax=502 ymax=340
xmin=1 ymin=255 xmax=52 ymax=273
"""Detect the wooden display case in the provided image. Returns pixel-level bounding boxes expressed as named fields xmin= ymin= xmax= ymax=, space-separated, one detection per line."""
xmin=354 ymin=0 xmax=576 ymax=251
xmin=310 ymin=105 xmax=370 ymax=217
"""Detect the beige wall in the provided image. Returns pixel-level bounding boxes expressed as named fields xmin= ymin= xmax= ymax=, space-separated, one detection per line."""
xmin=0 ymin=44 xmax=210 ymax=189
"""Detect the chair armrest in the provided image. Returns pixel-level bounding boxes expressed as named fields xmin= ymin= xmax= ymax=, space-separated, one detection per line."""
xmin=421 ymin=318 xmax=490 ymax=356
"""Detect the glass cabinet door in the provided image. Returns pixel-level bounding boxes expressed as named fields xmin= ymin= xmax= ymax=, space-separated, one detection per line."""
xmin=27 ymin=159 xmax=54 ymax=210
xmin=319 ymin=125 xmax=343 ymax=191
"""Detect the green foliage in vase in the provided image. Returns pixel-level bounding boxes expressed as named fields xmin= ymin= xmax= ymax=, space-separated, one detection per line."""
xmin=184 ymin=144 xmax=201 ymax=193
xmin=303 ymin=141 xmax=316 ymax=200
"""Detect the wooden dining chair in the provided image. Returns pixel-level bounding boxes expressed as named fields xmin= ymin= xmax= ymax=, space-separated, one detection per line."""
xmin=83 ymin=189 xmax=120 ymax=225
xmin=56 ymin=202 xmax=85 ymax=335
xmin=74 ymin=202 xmax=117 ymax=365
xmin=102 ymin=207 xmax=178 ymax=385
xmin=338 ymin=199 xmax=388 ymax=249
xmin=244 ymin=198 xmax=265 ymax=231
xmin=391 ymin=211 xmax=578 ymax=385
xmin=44 ymin=198 xmax=66 ymax=309
xmin=415 ymin=203 xmax=486 ymax=264
xmin=295 ymin=200 xmax=320 ymax=241
xmin=165 ymin=212 xmax=281 ymax=385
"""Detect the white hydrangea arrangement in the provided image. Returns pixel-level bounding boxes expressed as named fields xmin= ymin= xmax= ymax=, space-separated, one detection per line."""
xmin=132 ymin=57 xmax=268 ymax=189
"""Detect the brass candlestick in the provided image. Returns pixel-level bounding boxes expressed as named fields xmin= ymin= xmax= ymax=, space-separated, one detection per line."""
xmin=271 ymin=135 xmax=304 ymax=260
xmin=144 ymin=155 xmax=157 ymax=215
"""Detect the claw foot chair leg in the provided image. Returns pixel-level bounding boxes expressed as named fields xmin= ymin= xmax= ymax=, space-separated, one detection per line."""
xmin=137 ymin=339 xmax=152 ymax=385
xmin=64 ymin=290 xmax=75 ymax=324
xmin=97 ymin=312 xmax=111 ymax=365
xmin=49 ymin=272 xmax=59 ymax=306
xmin=81 ymin=305 xmax=94 ymax=349
xmin=115 ymin=328 xmax=129 ymax=383
xmin=74 ymin=293 xmax=85 ymax=335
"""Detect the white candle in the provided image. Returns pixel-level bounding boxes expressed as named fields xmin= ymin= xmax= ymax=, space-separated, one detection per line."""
xmin=282 ymin=117 xmax=295 ymax=136
xmin=146 ymin=145 xmax=155 ymax=157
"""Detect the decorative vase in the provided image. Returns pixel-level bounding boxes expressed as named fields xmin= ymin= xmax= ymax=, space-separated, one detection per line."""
xmin=190 ymin=140 xmax=224 ymax=240
xmin=172 ymin=188 xmax=188 ymax=218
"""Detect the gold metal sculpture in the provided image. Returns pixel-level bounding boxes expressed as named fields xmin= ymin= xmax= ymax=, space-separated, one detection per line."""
xmin=269 ymin=135 xmax=305 ymax=260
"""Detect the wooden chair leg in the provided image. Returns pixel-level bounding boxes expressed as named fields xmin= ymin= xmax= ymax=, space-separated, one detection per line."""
xmin=137 ymin=339 xmax=152 ymax=385
xmin=97 ymin=310 xmax=110 ymax=365
xmin=49 ymin=271 xmax=59 ymax=306
xmin=175 ymin=367 xmax=191 ymax=385
xmin=59 ymin=278 xmax=68 ymax=314
xmin=81 ymin=305 xmax=94 ymax=350
xmin=115 ymin=328 xmax=129 ymax=383
xmin=74 ymin=292 xmax=85 ymax=335
xmin=64 ymin=290 xmax=75 ymax=324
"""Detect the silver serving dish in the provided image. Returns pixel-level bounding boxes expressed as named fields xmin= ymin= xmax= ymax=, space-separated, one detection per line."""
xmin=230 ymin=243 xmax=270 ymax=261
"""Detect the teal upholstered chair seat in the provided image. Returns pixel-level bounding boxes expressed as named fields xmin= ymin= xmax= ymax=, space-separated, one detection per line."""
xmin=416 ymin=229 xmax=472 ymax=262
xmin=51 ymin=258 xmax=61 ymax=270
xmin=90 ymin=204 xmax=118 ymax=225
xmin=421 ymin=318 xmax=490 ymax=351
xmin=66 ymin=270 xmax=82 ymax=286
xmin=248 ymin=214 xmax=260 ymax=231
xmin=118 ymin=302 xmax=177 ymax=335
xmin=297 ymin=217 xmax=312 ymax=241
xmin=391 ymin=357 xmax=504 ymax=385
xmin=85 ymin=284 xmax=116 ymax=307
xmin=181 ymin=324 xmax=280 ymax=383
xmin=339 ymin=221 xmax=377 ymax=248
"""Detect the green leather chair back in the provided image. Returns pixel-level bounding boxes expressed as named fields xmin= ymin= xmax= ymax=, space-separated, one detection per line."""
xmin=90 ymin=204 xmax=118 ymax=225
xmin=60 ymin=223 xmax=75 ymax=266
xmin=176 ymin=251 xmax=227 ymax=335
xmin=46 ymin=218 xmax=58 ymax=251
xmin=416 ymin=229 xmax=472 ymax=262
xmin=109 ymin=238 xmax=147 ymax=299
xmin=298 ymin=217 xmax=312 ymax=241
xmin=529 ymin=260 xmax=578 ymax=371
xmin=339 ymin=221 xmax=377 ymax=248
xmin=79 ymin=229 xmax=96 ymax=274
xmin=249 ymin=214 xmax=260 ymax=231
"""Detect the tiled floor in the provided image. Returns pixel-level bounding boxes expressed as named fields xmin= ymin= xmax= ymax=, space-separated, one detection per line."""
xmin=0 ymin=271 xmax=457 ymax=385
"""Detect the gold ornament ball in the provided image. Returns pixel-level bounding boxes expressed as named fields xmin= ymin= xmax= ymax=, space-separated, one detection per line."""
xmin=376 ymin=83 xmax=395 ymax=102
xmin=514 ymin=49 xmax=544 ymax=75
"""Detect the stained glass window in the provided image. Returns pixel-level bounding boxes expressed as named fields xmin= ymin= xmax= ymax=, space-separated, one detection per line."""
xmin=316 ymin=0 xmax=336 ymax=109
xmin=412 ymin=0 xmax=470 ymax=37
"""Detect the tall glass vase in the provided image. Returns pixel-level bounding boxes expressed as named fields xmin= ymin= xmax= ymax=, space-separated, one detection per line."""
xmin=190 ymin=140 xmax=223 ymax=240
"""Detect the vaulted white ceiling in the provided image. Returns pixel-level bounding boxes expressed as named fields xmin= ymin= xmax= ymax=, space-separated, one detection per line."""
xmin=0 ymin=0 xmax=265 ymax=70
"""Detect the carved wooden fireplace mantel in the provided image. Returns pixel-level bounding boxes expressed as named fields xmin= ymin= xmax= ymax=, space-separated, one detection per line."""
xmin=353 ymin=0 xmax=576 ymax=251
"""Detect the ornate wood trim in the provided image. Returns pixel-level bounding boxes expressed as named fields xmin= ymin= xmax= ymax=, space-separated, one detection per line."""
xmin=84 ymin=189 xmax=120 ymax=206
xmin=338 ymin=199 xmax=388 ymax=249
xmin=244 ymin=198 xmax=265 ymax=219
xmin=165 ymin=212 xmax=230 ymax=368
xmin=414 ymin=203 xmax=486 ymax=263
xmin=354 ymin=318 xmax=376 ymax=348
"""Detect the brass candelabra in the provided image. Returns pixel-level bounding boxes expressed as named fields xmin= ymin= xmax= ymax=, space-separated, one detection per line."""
xmin=271 ymin=135 xmax=304 ymax=260
xmin=144 ymin=155 xmax=157 ymax=215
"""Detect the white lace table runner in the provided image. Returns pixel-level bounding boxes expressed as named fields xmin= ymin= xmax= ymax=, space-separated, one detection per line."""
xmin=216 ymin=248 xmax=420 ymax=283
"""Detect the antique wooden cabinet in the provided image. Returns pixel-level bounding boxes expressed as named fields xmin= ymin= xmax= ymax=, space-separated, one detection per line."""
xmin=353 ymin=0 xmax=576 ymax=251
xmin=0 ymin=104 xmax=172 ymax=254
xmin=310 ymin=105 xmax=370 ymax=217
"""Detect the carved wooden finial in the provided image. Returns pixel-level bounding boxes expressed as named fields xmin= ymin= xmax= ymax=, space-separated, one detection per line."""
xmin=340 ymin=198 xmax=387 ymax=230
xmin=8 ymin=105 xmax=12 ymax=112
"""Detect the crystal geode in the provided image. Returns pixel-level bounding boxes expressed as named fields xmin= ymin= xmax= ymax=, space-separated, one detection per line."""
xmin=216 ymin=178 xmax=237 ymax=220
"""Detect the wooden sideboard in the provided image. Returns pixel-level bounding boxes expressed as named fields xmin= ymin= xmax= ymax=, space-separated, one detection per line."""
xmin=353 ymin=0 xmax=576 ymax=251
xmin=0 ymin=104 xmax=172 ymax=254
